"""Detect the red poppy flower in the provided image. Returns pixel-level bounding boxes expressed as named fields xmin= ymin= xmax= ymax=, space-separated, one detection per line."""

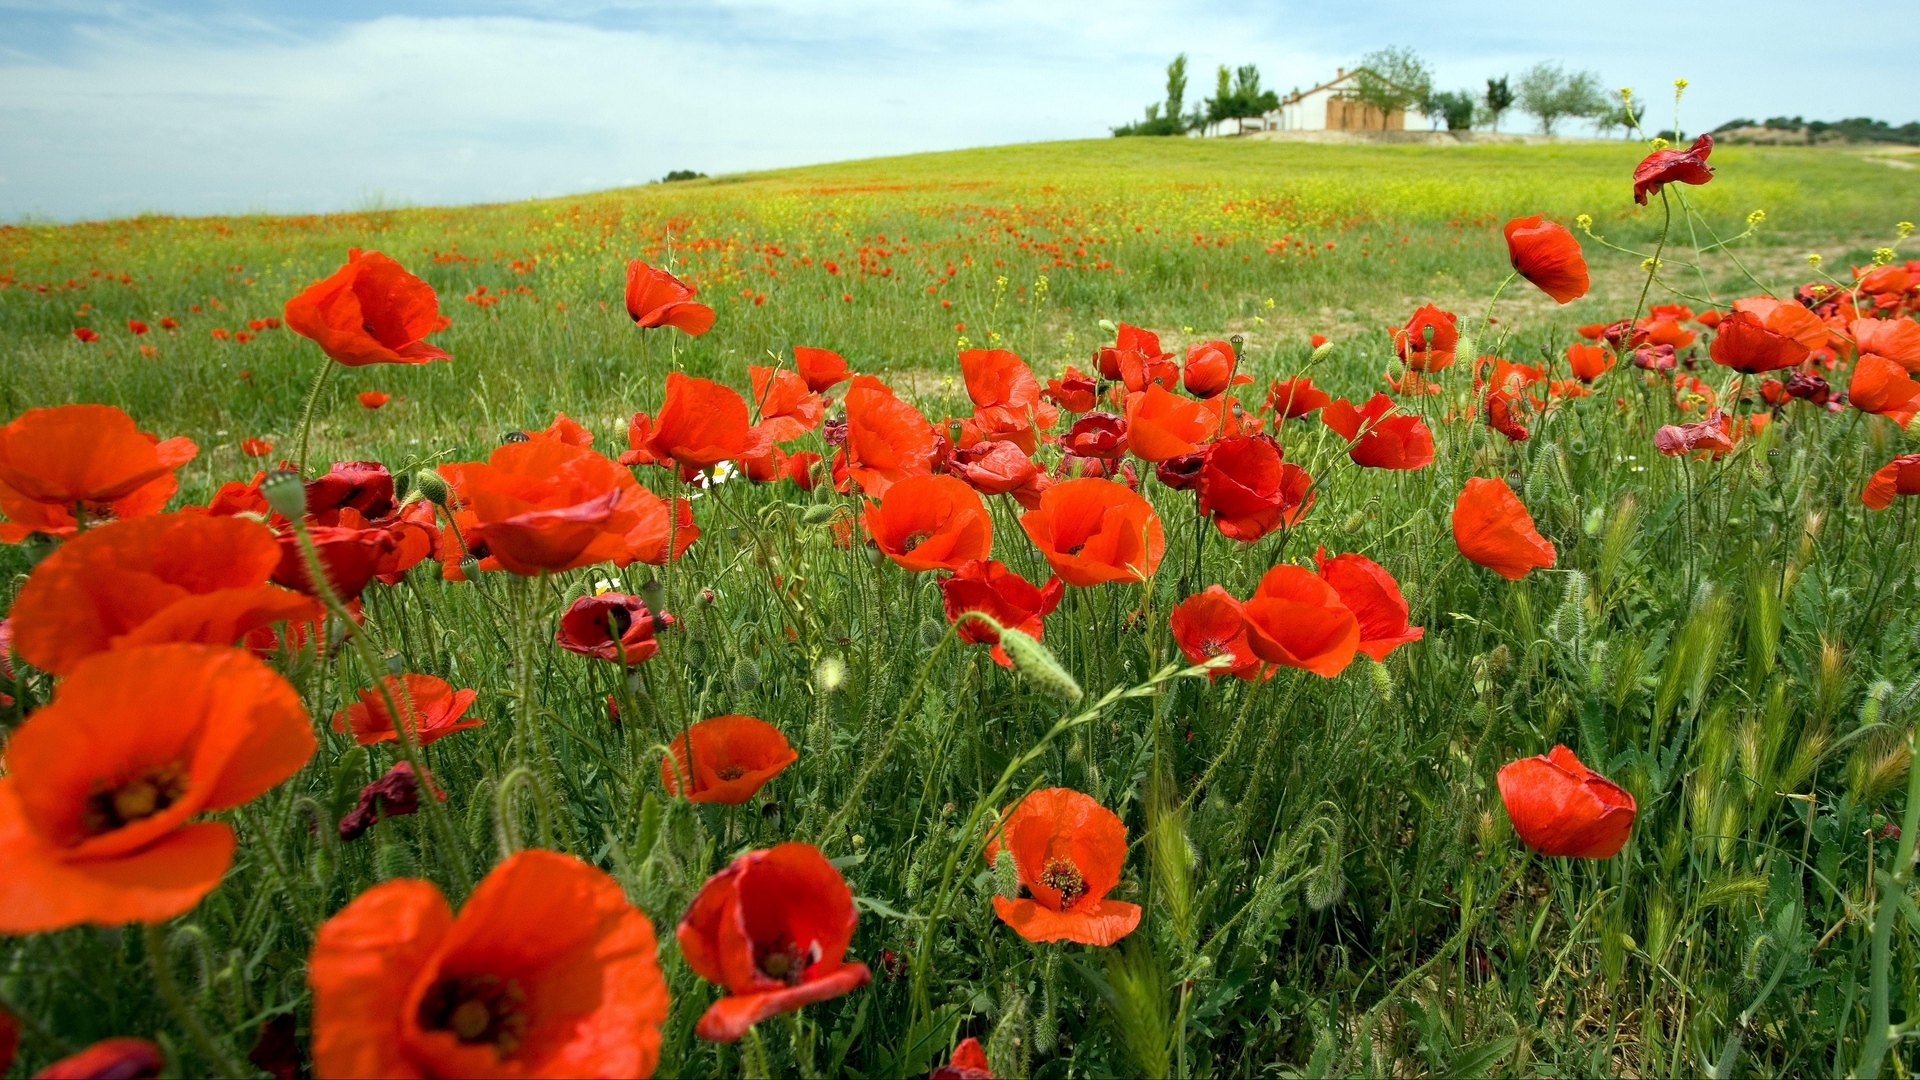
xmin=1321 ymin=394 xmax=1435 ymax=470
xmin=34 ymin=1038 xmax=164 ymax=1080
xmin=840 ymin=375 xmax=936 ymax=496
xmin=1169 ymin=585 xmax=1266 ymax=681
xmin=1654 ymin=411 xmax=1738 ymax=458
xmin=1096 ymin=323 xmax=1177 ymax=391
xmin=1709 ymin=309 xmax=1810 ymax=373
xmin=931 ymin=1038 xmax=993 ymax=1080
xmin=0 ymin=644 xmax=313 ymax=932
xmin=0 ymin=457 xmax=179 ymax=545
xmin=1239 ymin=565 xmax=1360 ymax=677
xmin=864 ymin=474 xmax=992 ymax=572
xmin=10 ymin=513 xmax=320 ymax=675
xmin=1062 ymin=412 xmax=1129 ymax=460
xmin=336 ymin=761 xmax=443 ymax=842
xmin=1316 ymin=549 xmax=1422 ymax=661
xmin=284 ymin=248 xmax=452 ymax=366
xmin=947 ymin=440 xmax=1037 ymax=495
xmin=984 ymin=788 xmax=1141 ymax=946
xmin=1020 ymin=477 xmax=1165 ymax=587
xmin=445 ymin=439 xmax=642 ymax=575
xmin=678 ymin=843 xmax=872 ymax=1041
xmin=633 ymin=373 xmax=758 ymax=471
xmin=333 ymin=674 xmax=482 ymax=747
xmin=749 ymin=366 xmax=825 ymax=444
xmin=1266 ymin=376 xmax=1332 ymax=418
xmin=271 ymin=524 xmax=398 ymax=601
xmin=1502 ymin=215 xmax=1589 ymax=303
xmin=1863 ymin=454 xmax=1920 ymax=509
xmin=1043 ymin=366 xmax=1097 ymax=413
xmin=1731 ymin=296 xmax=1829 ymax=352
xmin=661 ymin=715 xmax=798 ymax=804
xmin=1849 ymin=354 xmax=1920 ymax=425
xmin=1183 ymin=339 xmax=1250 ymax=398
xmin=239 ymin=437 xmax=274 ymax=458
xmin=0 ymin=404 xmax=197 ymax=510
xmin=1566 ymin=343 xmax=1614 ymax=382
xmin=961 ymin=349 xmax=1058 ymax=446
xmin=1124 ymin=385 xmax=1219 ymax=462
xmin=310 ymin=849 xmax=668 ymax=1078
xmin=1394 ymin=305 xmax=1458 ymax=372
xmin=1695 ymin=309 xmax=1724 ymax=328
xmin=1153 ymin=448 xmax=1208 ymax=491
xmin=532 ymin=413 xmax=595 ymax=448
xmin=557 ymin=593 xmax=672 ymax=663
xmin=1484 ymin=389 xmax=1530 ymax=442
xmin=625 ymin=259 xmax=715 ymax=335
xmin=1497 ymin=745 xmax=1636 ymax=858
xmin=940 ymin=559 xmax=1064 ymax=666
xmin=1632 ymin=134 xmax=1714 ymax=206
xmin=784 ymin=449 xmax=823 ymax=490
xmin=1854 ymin=317 xmax=1920 ymax=370
xmin=72 ymin=326 xmax=100 ymax=343
xmin=1197 ymin=435 xmax=1312 ymax=541
xmin=357 ymin=390 xmax=391 ymax=409
xmin=793 ymin=346 xmax=853 ymax=392
xmin=1452 ymin=477 xmax=1555 ymax=579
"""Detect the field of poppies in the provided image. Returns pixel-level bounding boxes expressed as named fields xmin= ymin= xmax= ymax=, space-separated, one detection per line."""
xmin=3 ymin=123 xmax=1920 ymax=1078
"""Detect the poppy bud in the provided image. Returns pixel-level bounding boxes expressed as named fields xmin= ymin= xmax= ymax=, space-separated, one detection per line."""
xmin=993 ymin=848 xmax=1021 ymax=899
xmin=918 ymin=616 xmax=945 ymax=648
xmin=413 ymin=468 xmax=450 ymax=507
xmin=1310 ymin=339 xmax=1335 ymax=362
xmin=18 ymin=530 xmax=60 ymax=568
xmin=374 ymin=837 xmax=417 ymax=880
xmin=686 ymin=639 xmax=708 ymax=668
xmin=260 ymin=468 xmax=307 ymax=519
xmin=802 ymin=503 xmax=837 ymax=524
xmin=997 ymin=627 xmax=1082 ymax=705
xmin=392 ymin=470 xmax=413 ymax=501
xmin=732 ymin=656 xmax=761 ymax=694
xmin=383 ymin=652 xmax=404 ymax=674
xmin=815 ymin=655 xmax=848 ymax=692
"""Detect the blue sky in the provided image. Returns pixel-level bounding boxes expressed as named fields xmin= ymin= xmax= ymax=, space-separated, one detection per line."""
xmin=4 ymin=1 xmax=1915 ymax=221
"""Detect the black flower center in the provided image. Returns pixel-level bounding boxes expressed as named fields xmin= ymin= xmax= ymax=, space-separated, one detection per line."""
xmin=84 ymin=762 xmax=190 ymax=835
xmin=755 ymin=938 xmax=821 ymax=986
xmin=1040 ymin=857 xmax=1087 ymax=909
xmin=419 ymin=974 xmax=528 ymax=1052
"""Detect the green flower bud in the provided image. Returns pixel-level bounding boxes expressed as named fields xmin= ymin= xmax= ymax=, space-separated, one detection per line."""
xmin=413 ymin=469 xmax=451 ymax=507
xmin=260 ymin=468 xmax=307 ymax=519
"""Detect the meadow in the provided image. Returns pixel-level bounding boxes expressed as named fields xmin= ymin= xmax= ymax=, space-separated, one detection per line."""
xmin=2 ymin=132 xmax=1920 ymax=1078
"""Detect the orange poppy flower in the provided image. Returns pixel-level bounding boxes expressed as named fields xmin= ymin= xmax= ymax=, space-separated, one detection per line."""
xmin=0 ymin=465 xmax=177 ymax=545
xmin=445 ymin=439 xmax=642 ymax=575
xmin=631 ymin=373 xmax=758 ymax=471
xmin=1632 ymin=134 xmax=1714 ymax=205
xmin=1197 ymin=435 xmax=1312 ymax=541
xmin=239 ymin=437 xmax=274 ymax=458
xmin=333 ymin=674 xmax=482 ymax=747
xmin=33 ymin=1038 xmax=164 ymax=1080
xmin=940 ymin=559 xmax=1064 ymax=666
xmin=1452 ymin=477 xmax=1555 ymax=579
xmin=357 ymin=390 xmax=391 ymax=409
xmin=1849 ymin=354 xmax=1920 ymax=425
xmin=678 ymin=843 xmax=872 ymax=1041
xmin=931 ymin=1038 xmax=992 ymax=1080
xmin=1266 ymin=376 xmax=1332 ymax=418
xmin=1043 ymin=366 xmax=1098 ymax=413
xmin=1169 ymin=585 xmax=1267 ymax=681
xmin=0 ymin=644 xmax=313 ymax=932
xmin=1182 ymin=339 xmax=1250 ymax=398
xmin=1709 ymin=309 xmax=1810 ymax=373
xmin=1321 ymin=394 xmax=1435 ymax=470
xmin=310 ymin=849 xmax=668 ymax=1078
xmin=1485 ymin=389 xmax=1530 ymax=442
xmin=947 ymin=439 xmax=1038 ymax=495
xmin=1240 ymin=565 xmax=1360 ymax=677
xmin=10 ymin=513 xmax=319 ymax=675
xmin=0 ymin=404 xmax=197 ymax=511
xmin=557 ymin=593 xmax=673 ymax=663
xmin=1566 ymin=343 xmax=1614 ymax=382
xmin=841 ymin=375 xmax=937 ymax=496
xmin=749 ymin=366 xmax=825 ymax=444
xmin=284 ymin=248 xmax=452 ymax=366
xmin=1096 ymin=323 xmax=1178 ymax=391
xmin=1695 ymin=309 xmax=1724 ymax=328
xmin=1638 ymin=317 xmax=1696 ymax=350
xmin=533 ymin=413 xmax=595 ymax=447
xmin=661 ymin=715 xmax=798 ymax=804
xmin=863 ymin=474 xmax=992 ymax=572
xmin=1503 ymin=215 xmax=1589 ymax=304
xmin=1498 ymin=745 xmax=1635 ymax=857
xmin=1854 ymin=317 xmax=1920 ymax=370
xmin=793 ymin=346 xmax=853 ymax=392
xmin=625 ymin=259 xmax=715 ymax=336
xmin=1124 ymin=384 xmax=1219 ymax=462
xmin=1863 ymin=454 xmax=1920 ymax=509
xmin=1316 ymin=548 xmax=1423 ymax=661
xmin=961 ymin=348 xmax=1058 ymax=445
xmin=1394 ymin=304 xmax=1458 ymax=371
xmin=984 ymin=788 xmax=1141 ymax=946
xmin=1730 ymin=296 xmax=1829 ymax=352
xmin=1019 ymin=477 xmax=1164 ymax=587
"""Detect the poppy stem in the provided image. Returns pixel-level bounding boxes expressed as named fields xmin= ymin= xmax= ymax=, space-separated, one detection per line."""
xmin=1853 ymin=715 xmax=1920 ymax=1078
xmin=294 ymin=357 xmax=335 ymax=477
xmin=143 ymin=922 xmax=251 ymax=1078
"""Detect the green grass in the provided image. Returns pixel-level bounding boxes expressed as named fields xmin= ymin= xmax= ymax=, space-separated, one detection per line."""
xmin=4 ymin=137 xmax=1920 ymax=1077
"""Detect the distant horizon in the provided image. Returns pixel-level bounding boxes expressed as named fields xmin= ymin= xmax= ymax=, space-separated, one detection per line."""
xmin=5 ymin=0 xmax=1916 ymax=223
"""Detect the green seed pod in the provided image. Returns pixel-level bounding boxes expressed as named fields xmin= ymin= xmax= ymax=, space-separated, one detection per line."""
xmin=413 ymin=468 xmax=451 ymax=507
xmin=1310 ymin=340 xmax=1336 ymax=362
xmin=731 ymin=656 xmax=762 ymax=695
xmin=391 ymin=470 xmax=413 ymax=502
xmin=918 ymin=616 xmax=946 ymax=649
xmin=1454 ymin=331 xmax=1478 ymax=366
xmin=459 ymin=556 xmax=481 ymax=581
xmin=801 ymin=503 xmax=837 ymax=525
xmin=684 ymin=638 xmax=708 ymax=669
xmin=374 ymin=838 xmax=417 ymax=881
xmin=260 ymin=468 xmax=307 ymax=519
xmin=998 ymin=628 xmax=1082 ymax=705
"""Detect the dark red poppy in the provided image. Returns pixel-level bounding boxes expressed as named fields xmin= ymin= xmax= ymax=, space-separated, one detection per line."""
xmin=1266 ymin=376 xmax=1332 ymax=418
xmin=1503 ymin=216 xmax=1589 ymax=304
xmin=1316 ymin=548 xmax=1422 ymax=661
xmin=793 ymin=346 xmax=853 ymax=392
xmin=33 ymin=1038 xmax=164 ymax=1079
xmin=1182 ymin=339 xmax=1249 ymax=397
xmin=1849 ymin=354 xmax=1920 ymax=425
xmin=1654 ymin=411 xmax=1737 ymax=458
xmin=1566 ymin=343 xmax=1614 ymax=382
xmin=984 ymin=788 xmax=1141 ymax=946
xmin=72 ymin=327 xmax=100 ymax=343
xmin=940 ymin=559 xmax=1064 ymax=666
xmin=840 ymin=376 xmax=936 ymax=496
xmin=931 ymin=1037 xmax=994 ymax=1080
xmin=1043 ymin=366 xmax=1098 ymax=413
xmin=1124 ymin=385 xmax=1218 ymax=462
xmin=1452 ymin=477 xmax=1555 ymax=579
xmin=1169 ymin=585 xmax=1266 ymax=681
xmin=337 ymin=761 xmax=443 ymax=842
xmin=1498 ymin=745 xmax=1636 ymax=857
xmin=1321 ymin=394 xmax=1435 ymax=470
xmin=1019 ymin=477 xmax=1165 ymax=587
xmin=1632 ymin=343 xmax=1678 ymax=372
xmin=301 ymin=461 xmax=393 ymax=519
xmin=662 ymin=715 xmax=799 ymax=804
xmin=1154 ymin=448 xmax=1210 ymax=491
xmin=556 ymin=593 xmax=673 ymax=664
xmin=947 ymin=440 xmax=1037 ymax=495
xmin=1197 ymin=435 xmax=1312 ymax=541
xmin=1633 ymin=134 xmax=1714 ymax=205
xmin=1394 ymin=305 xmax=1458 ymax=372
xmin=332 ymin=674 xmax=482 ymax=747
xmin=1240 ymin=565 xmax=1360 ymax=677
xmin=677 ymin=843 xmax=871 ymax=1041
xmin=1062 ymin=412 xmax=1128 ymax=459
xmin=625 ymin=259 xmax=715 ymax=335
xmin=864 ymin=474 xmax=992 ymax=572
xmin=284 ymin=248 xmax=452 ymax=366
xmin=272 ymin=523 xmax=398 ymax=600
xmin=1863 ymin=454 xmax=1920 ymax=509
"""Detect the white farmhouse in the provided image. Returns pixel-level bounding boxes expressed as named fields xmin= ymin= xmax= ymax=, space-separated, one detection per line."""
xmin=1259 ymin=68 xmax=1430 ymax=133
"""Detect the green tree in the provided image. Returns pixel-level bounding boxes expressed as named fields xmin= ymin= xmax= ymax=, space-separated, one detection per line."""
xmin=1114 ymin=54 xmax=1192 ymax=137
xmin=1481 ymin=75 xmax=1514 ymax=132
xmin=1516 ymin=62 xmax=1607 ymax=136
xmin=1204 ymin=63 xmax=1281 ymax=134
xmin=1349 ymin=46 xmax=1433 ymax=122
xmin=1594 ymin=90 xmax=1644 ymax=140
xmin=1428 ymin=90 xmax=1476 ymax=132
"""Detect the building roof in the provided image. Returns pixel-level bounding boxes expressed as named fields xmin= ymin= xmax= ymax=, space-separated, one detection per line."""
xmin=1277 ymin=67 xmax=1422 ymax=107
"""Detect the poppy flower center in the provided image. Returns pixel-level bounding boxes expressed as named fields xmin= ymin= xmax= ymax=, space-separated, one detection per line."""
xmin=602 ymin=605 xmax=633 ymax=638
xmin=755 ymin=938 xmax=822 ymax=985
xmin=83 ymin=762 xmax=189 ymax=835
xmin=1039 ymin=857 xmax=1087 ymax=909
xmin=419 ymin=974 xmax=528 ymax=1052
xmin=901 ymin=530 xmax=935 ymax=553
xmin=715 ymin=764 xmax=748 ymax=781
